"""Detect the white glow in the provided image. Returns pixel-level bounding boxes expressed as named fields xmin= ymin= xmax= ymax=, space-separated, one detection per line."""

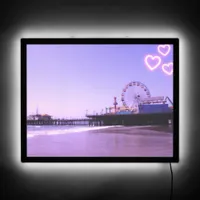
xmin=10 ymin=25 xmax=189 ymax=176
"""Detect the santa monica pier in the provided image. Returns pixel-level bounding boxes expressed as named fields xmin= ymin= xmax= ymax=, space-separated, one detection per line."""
xmin=27 ymin=81 xmax=173 ymax=126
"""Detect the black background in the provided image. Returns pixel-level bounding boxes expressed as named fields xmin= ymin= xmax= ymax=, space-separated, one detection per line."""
xmin=1 ymin=0 xmax=199 ymax=199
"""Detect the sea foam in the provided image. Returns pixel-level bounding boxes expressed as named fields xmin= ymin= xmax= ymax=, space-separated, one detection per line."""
xmin=27 ymin=125 xmax=121 ymax=139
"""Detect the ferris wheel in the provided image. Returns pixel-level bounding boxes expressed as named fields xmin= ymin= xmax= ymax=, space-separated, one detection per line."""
xmin=121 ymin=81 xmax=151 ymax=111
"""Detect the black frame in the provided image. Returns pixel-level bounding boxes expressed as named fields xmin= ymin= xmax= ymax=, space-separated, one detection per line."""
xmin=21 ymin=38 xmax=179 ymax=163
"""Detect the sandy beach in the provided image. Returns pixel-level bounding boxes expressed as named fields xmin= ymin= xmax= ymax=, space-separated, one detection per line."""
xmin=27 ymin=125 xmax=173 ymax=157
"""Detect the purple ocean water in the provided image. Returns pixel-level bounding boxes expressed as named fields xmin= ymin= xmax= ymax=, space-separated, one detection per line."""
xmin=27 ymin=125 xmax=173 ymax=157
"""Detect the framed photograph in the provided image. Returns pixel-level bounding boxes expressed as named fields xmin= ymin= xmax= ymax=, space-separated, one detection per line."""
xmin=21 ymin=38 xmax=179 ymax=162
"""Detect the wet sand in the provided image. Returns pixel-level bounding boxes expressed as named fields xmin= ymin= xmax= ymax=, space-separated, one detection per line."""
xmin=27 ymin=125 xmax=173 ymax=157
xmin=89 ymin=125 xmax=173 ymax=136
xmin=138 ymin=125 xmax=173 ymax=133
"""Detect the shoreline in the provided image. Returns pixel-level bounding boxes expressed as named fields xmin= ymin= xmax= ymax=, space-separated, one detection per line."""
xmin=27 ymin=125 xmax=173 ymax=139
xmin=84 ymin=125 xmax=173 ymax=137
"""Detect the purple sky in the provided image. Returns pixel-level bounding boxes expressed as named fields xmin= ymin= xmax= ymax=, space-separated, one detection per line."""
xmin=27 ymin=44 xmax=173 ymax=118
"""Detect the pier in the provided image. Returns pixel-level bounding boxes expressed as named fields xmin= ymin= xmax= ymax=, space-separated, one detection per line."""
xmin=87 ymin=112 xmax=173 ymax=126
xmin=27 ymin=119 xmax=90 ymax=126
xmin=27 ymin=112 xmax=173 ymax=126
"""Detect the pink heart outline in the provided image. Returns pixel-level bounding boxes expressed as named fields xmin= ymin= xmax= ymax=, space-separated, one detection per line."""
xmin=162 ymin=62 xmax=173 ymax=75
xmin=144 ymin=55 xmax=161 ymax=71
xmin=157 ymin=45 xmax=171 ymax=56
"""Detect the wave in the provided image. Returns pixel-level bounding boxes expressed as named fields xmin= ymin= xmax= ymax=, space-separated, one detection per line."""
xmin=27 ymin=125 xmax=41 ymax=128
xmin=27 ymin=125 xmax=122 ymax=139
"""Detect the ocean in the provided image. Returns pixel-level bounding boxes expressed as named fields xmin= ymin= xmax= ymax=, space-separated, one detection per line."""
xmin=27 ymin=125 xmax=173 ymax=157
